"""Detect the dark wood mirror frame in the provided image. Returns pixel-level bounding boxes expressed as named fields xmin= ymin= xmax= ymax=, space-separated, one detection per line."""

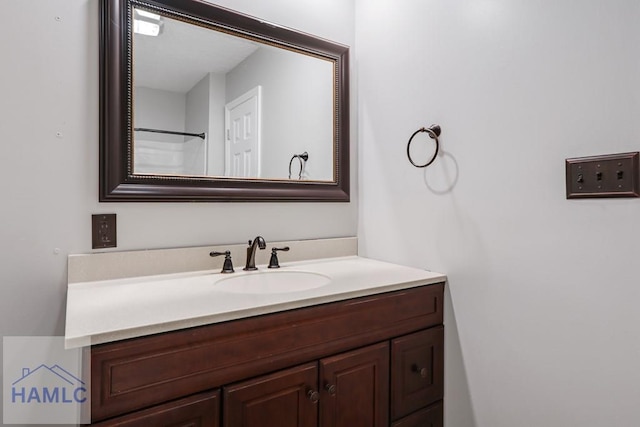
xmin=100 ymin=0 xmax=350 ymax=202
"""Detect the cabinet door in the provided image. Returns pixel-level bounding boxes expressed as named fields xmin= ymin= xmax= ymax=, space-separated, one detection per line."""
xmin=319 ymin=342 xmax=389 ymax=427
xmin=391 ymin=326 xmax=444 ymax=420
xmin=223 ymin=362 xmax=318 ymax=427
xmin=391 ymin=400 xmax=443 ymax=427
xmin=92 ymin=390 xmax=219 ymax=427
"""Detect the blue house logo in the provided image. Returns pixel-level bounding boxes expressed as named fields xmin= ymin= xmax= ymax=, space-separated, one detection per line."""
xmin=3 ymin=336 xmax=90 ymax=424
xmin=11 ymin=364 xmax=87 ymax=404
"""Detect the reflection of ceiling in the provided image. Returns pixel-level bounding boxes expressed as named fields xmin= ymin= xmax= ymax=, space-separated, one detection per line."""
xmin=133 ymin=10 xmax=260 ymax=93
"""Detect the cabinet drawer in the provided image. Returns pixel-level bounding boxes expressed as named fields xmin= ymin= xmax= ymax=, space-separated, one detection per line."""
xmin=390 ymin=327 xmax=444 ymax=420
xmin=92 ymin=390 xmax=219 ymax=427
xmin=391 ymin=400 xmax=443 ymax=427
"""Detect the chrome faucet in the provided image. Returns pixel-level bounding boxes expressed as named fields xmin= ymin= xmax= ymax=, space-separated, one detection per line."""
xmin=244 ymin=236 xmax=266 ymax=270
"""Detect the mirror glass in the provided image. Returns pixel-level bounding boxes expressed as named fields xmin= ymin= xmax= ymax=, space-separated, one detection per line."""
xmin=100 ymin=0 xmax=349 ymax=202
xmin=132 ymin=9 xmax=334 ymax=181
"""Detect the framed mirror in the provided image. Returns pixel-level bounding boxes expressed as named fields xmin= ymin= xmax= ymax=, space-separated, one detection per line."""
xmin=100 ymin=0 xmax=350 ymax=201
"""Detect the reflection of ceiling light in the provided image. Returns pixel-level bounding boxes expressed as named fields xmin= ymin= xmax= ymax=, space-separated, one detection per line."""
xmin=133 ymin=8 xmax=163 ymax=36
xmin=136 ymin=9 xmax=161 ymax=20
xmin=134 ymin=20 xmax=162 ymax=36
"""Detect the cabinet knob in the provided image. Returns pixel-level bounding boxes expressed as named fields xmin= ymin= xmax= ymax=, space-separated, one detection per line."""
xmin=411 ymin=364 xmax=428 ymax=379
xmin=307 ymin=390 xmax=320 ymax=403
xmin=325 ymin=384 xmax=336 ymax=395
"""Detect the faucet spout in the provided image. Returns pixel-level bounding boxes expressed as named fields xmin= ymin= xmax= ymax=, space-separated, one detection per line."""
xmin=244 ymin=236 xmax=266 ymax=271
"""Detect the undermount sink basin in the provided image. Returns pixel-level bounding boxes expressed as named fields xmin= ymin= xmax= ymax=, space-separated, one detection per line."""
xmin=214 ymin=270 xmax=331 ymax=294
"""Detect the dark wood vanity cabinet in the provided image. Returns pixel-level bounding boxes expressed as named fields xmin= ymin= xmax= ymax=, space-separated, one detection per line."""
xmin=90 ymin=390 xmax=220 ymax=427
xmin=224 ymin=342 xmax=389 ymax=427
xmin=319 ymin=342 xmax=390 ymax=427
xmin=224 ymin=362 xmax=318 ymax=427
xmin=90 ymin=283 xmax=444 ymax=427
xmin=390 ymin=401 xmax=444 ymax=427
xmin=391 ymin=327 xmax=444 ymax=421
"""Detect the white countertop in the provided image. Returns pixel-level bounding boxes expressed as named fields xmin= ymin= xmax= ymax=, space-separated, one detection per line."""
xmin=64 ymin=256 xmax=446 ymax=348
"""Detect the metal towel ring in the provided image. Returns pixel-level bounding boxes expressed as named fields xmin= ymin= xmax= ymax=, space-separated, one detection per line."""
xmin=288 ymin=151 xmax=309 ymax=179
xmin=406 ymin=125 xmax=441 ymax=168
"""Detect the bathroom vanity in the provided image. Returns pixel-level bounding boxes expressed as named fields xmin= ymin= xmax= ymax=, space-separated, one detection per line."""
xmin=66 ymin=243 xmax=445 ymax=426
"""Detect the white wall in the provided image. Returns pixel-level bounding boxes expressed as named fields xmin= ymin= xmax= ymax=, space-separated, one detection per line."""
xmin=227 ymin=47 xmax=334 ymax=180
xmin=9 ymin=1 xmax=637 ymax=425
xmin=208 ymin=72 xmax=227 ymax=176
xmin=134 ymin=87 xmax=188 ymax=174
xmin=135 ymin=86 xmax=186 ymax=140
xmin=0 ymin=0 xmax=355 ymax=423
xmin=357 ymin=1 xmax=640 ymax=426
xmin=185 ymin=75 xmax=210 ymax=175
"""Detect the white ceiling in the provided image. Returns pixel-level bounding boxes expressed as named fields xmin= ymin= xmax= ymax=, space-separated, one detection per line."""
xmin=133 ymin=11 xmax=260 ymax=93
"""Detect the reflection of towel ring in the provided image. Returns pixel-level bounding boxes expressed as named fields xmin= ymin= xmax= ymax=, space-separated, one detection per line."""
xmin=407 ymin=125 xmax=441 ymax=168
xmin=288 ymin=151 xmax=309 ymax=179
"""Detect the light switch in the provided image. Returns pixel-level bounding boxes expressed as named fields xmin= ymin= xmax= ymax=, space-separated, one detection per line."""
xmin=566 ymin=152 xmax=639 ymax=199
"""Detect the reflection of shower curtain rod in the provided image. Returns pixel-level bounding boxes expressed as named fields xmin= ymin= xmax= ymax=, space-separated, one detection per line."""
xmin=134 ymin=127 xmax=206 ymax=140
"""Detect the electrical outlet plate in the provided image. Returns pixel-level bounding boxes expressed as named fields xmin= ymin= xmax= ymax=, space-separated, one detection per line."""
xmin=565 ymin=152 xmax=640 ymax=199
xmin=92 ymin=214 xmax=117 ymax=249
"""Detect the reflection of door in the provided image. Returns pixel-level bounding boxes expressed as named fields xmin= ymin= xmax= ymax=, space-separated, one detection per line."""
xmin=224 ymin=86 xmax=261 ymax=177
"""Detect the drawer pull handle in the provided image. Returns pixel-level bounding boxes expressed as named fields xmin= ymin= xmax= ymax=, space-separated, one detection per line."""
xmin=325 ymin=384 xmax=337 ymax=395
xmin=307 ymin=390 xmax=320 ymax=403
xmin=411 ymin=364 xmax=428 ymax=379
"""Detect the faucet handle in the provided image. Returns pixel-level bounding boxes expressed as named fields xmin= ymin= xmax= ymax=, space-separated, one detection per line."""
xmin=268 ymin=247 xmax=290 ymax=269
xmin=210 ymin=250 xmax=235 ymax=274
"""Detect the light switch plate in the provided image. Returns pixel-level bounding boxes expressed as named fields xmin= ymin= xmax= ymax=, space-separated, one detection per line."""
xmin=565 ymin=152 xmax=640 ymax=199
